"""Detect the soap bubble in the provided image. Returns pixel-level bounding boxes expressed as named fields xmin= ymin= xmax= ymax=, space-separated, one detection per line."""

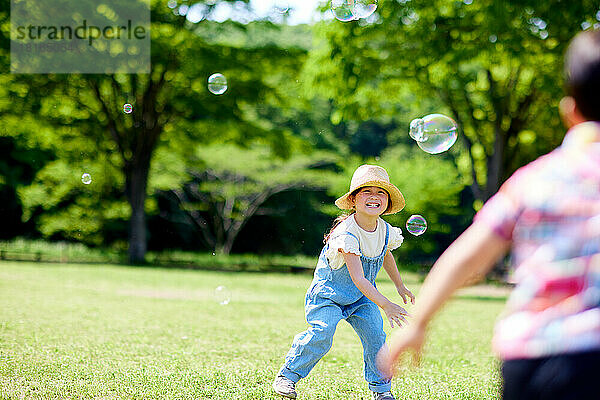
xmin=81 ymin=173 xmax=92 ymax=185
xmin=123 ymin=103 xmax=133 ymax=114
xmin=352 ymin=0 xmax=377 ymax=19
xmin=331 ymin=0 xmax=355 ymax=22
xmin=409 ymin=114 xmax=458 ymax=154
xmin=409 ymin=118 xmax=425 ymax=141
xmin=332 ymin=0 xmax=377 ymax=21
xmin=208 ymin=73 xmax=228 ymax=95
xmin=274 ymin=1 xmax=290 ymax=13
xmin=406 ymin=215 xmax=427 ymax=236
xmin=214 ymin=285 xmax=231 ymax=305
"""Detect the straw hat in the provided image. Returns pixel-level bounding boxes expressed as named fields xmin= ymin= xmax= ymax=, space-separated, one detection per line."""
xmin=335 ymin=165 xmax=405 ymax=215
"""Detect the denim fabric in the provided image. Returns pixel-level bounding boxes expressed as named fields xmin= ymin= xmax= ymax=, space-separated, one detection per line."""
xmin=278 ymin=223 xmax=391 ymax=393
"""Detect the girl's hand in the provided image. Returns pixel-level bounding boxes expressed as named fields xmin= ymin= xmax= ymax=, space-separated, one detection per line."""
xmin=397 ymin=284 xmax=415 ymax=305
xmin=382 ymin=301 xmax=409 ymax=328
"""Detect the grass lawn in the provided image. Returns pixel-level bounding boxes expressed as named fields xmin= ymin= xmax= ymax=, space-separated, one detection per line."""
xmin=0 ymin=261 xmax=506 ymax=399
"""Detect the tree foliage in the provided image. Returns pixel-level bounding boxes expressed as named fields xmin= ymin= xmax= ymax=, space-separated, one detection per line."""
xmin=2 ymin=0 xmax=598 ymax=264
xmin=3 ymin=1 xmax=309 ymax=262
xmin=167 ymin=144 xmax=339 ymax=254
xmin=310 ymin=0 xmax=600 ymax=206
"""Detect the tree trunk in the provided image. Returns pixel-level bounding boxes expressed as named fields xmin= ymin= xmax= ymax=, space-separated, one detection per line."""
xmin=214 ymin=243 xmax=228 ymax=256
xmin=87 ymin=70 xmax=167 ymax=265
xmin=125 ymin=156 xmax=151 ymax=264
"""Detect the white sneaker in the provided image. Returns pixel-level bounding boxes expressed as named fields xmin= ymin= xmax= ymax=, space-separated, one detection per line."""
xmin=372 ymin=391 xmax=396 ymax=400
xmin=273 ymin=375 xmax=297 ymax=399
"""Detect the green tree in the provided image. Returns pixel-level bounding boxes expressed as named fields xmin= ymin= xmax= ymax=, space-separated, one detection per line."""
xmin=310 ymin=0 xmax=600 ymax=206
xmin=168 ymin=143 xmax=338 ymax=254
xmin=0 ymin=128 xmax=55 ymax=239
xmin=6 ymin=1 xmax=308 ymax=262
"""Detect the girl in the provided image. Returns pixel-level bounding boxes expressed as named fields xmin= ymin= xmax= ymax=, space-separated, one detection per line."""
xmin=273 ymin=164 xmax=415 ymax=400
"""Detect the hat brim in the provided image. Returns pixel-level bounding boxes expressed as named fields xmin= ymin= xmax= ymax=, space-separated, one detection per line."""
xmin=334 ymin=181 xmax=405 ymax=215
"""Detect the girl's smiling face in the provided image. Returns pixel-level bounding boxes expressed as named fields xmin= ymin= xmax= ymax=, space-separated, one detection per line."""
xmin=352 ymin=186 xmax=389 ymax=217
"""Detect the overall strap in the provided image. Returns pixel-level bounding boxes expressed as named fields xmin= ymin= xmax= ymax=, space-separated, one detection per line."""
xmin=324 ymin=232 xmax=361 ymax=268
xmin=385 ymin=222 xmax=390 ymax=246
xmin=379 ymin=222 xmax=390 ymax=257
xmin=344 ymin=231 xmax=361 ymax=253
xmin=327 ymin=232 xmax=362 ymax=253
xmin=329 ymin=232 xmax=360 ymax=246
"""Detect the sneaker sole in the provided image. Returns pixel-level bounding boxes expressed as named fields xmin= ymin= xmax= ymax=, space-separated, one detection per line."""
xmin=273 ymin=384 xmax=297 ymax=399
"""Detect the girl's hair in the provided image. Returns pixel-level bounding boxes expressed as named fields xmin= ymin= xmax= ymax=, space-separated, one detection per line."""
xmin=323 ymin=212 xmax=354 ymax=244
xmin=323 ymin=189 xmax=359 ymax=244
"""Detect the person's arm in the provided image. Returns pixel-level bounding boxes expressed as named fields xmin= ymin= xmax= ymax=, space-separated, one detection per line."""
xmin=378 ymin=221 xmax=510 ymax=376
xmin=342 ymin=251 xmax=409 ymax=328
xmin=383 ymin=250 xmax=415 ymax=305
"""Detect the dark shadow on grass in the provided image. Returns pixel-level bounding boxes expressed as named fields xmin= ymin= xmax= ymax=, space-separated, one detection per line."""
xmin=0 ymin=257 xmax=317 ymax=276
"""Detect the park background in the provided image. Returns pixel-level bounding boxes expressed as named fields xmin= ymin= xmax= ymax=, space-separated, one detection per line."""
xmin=2 ymin=0 xmax=598 ymax=267
xmin=1 ymin=1 xmax=599 ymax=399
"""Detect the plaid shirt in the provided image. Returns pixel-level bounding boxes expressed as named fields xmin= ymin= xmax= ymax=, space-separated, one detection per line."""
xmin=475 ymin=122 xmax=600 ymax=360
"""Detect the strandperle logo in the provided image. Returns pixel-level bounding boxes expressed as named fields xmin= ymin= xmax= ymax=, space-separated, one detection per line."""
xmin=14 ymin=19 xmax=147 ymax=46
xmin=11 ymin=0 xmax=150 ymax=74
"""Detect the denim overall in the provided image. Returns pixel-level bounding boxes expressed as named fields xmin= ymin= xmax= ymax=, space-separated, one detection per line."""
xmin=278 ymin=223 xmax=391 ymax=393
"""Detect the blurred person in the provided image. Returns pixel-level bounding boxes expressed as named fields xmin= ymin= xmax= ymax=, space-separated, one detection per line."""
xmin=273 ymin=164 xmax=415 ymax=400
xmin=378 ymin=29 xmax=600 ymax=400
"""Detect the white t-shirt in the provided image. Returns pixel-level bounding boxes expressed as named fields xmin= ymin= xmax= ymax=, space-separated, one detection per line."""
xmin=325 ymin=214 xmax=404 ymax=270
